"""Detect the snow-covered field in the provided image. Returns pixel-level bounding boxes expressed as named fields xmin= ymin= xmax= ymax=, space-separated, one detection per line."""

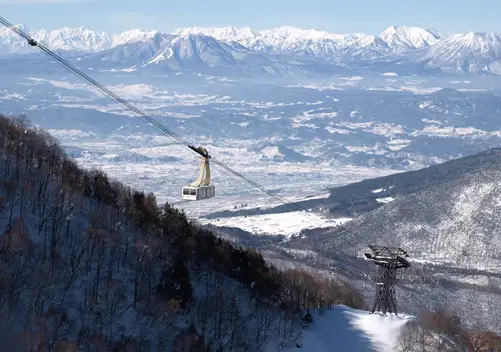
xmin=2 ymin=69 xmax=501 ymax=237
xmin=196 ymin=211 xmax=352 ymax=237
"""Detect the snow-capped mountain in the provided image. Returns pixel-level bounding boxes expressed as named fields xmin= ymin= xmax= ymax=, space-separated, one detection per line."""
xmin=35 ymin=27 xmax=113 ymax=52
xmin=0 ymin=25 xmax=114 ymax=55
xmin=92 ymin=33 xmax=176 ymax=64
xmin=174 ymin=25 xmax=391 ymax=59
xmin=0 ymin=24 xmax=37 ymax=55
xmin=161 ymin=34 xmax=245 ymax=68
xmin=111 ymin=28 xmax=160 ymax=47
xmin=2 ymin=23 xmax=501 ymax=75
xmin=0 ymin=24 xmax=161 ymax=56
xmin=378 ymin=25 xmax=441 ymax=52
xmin=174 ymin=26 xmax=259 ymax=48
xmin=173 ymin=25 xmax=444 ymax=59
xmin=407 ymin=32 xmax=501 ymax=74
xmin=89 ymin=31 xmax=353 ymax=76
xmin=92 ymin=33 xmax=275 ymax=74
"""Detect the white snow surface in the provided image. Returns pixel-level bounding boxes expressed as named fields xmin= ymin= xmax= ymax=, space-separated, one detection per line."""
xmin=196 ymin=211 xmax=351 ymax=237
xmin=376 ymin=197 xmax=395 ymax=204
xmin=277 ymin=306 xmax=414 ymax=352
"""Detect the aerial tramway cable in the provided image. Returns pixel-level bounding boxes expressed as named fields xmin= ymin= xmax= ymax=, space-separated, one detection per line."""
xmin=0 ymin=15 xmax=309 ymax=213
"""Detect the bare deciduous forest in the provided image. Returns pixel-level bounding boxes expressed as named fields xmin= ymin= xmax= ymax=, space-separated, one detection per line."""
xmin=0 ymin=115 xmax=364 ymax=351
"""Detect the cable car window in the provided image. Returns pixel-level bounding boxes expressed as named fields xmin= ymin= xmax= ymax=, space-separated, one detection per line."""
xmin=190 ymin=189 xmax=196 ymax=195
xmin=183 ymin=189 xmax=190 ymax=195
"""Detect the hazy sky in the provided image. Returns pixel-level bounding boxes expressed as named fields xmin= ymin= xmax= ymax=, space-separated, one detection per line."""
xmin=1 ymin=0 xmax=498 ymax=35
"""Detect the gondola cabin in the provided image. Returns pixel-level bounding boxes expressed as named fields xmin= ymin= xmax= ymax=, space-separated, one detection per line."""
xmin=181 ymin=146 xmax=216 ymax=201
xmin=182 ymin=185 xmax=216 ymax=201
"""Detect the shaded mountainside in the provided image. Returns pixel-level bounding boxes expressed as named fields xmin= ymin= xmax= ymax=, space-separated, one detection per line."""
xmin=324 ymin=147 xmax=501 ymax=216
xmin=295 ymin=148 xmax=501 ymax=272
xmin=0 ymin=115 xmax=365 ymax=351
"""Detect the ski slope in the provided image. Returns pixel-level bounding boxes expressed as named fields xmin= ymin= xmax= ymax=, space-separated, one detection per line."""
xmin=279 ymin=306 xmax=413 ymax=352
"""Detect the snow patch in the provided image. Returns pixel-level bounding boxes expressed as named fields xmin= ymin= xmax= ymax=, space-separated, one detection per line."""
xmin=148 ymin=47 xmax=174 ymax=64
xmin=198 ymin=211 xmax=351 ymax=238
xmin=325 ymin=126 xmax=353 ymax=134
xmin=304 ymin=193 xmax=331 ymax=200
xmin=387 ymin=138 xmax=411 ymax=151
xmin=419 ymin=101 xmax=434 ymax=109
xmin=340 ymin=76 xmax=364 ymax=81
xmin=376 ymin=197 xmax=395 ymax=204
xmin=279 ymin=305 xmax=413 ymax=352
xmin=108 ymin=84 xmax=154 ymax=96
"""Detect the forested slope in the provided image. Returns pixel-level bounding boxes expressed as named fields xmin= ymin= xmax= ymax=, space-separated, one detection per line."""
xmin=0 ymin=115 xmax=364 ymax=351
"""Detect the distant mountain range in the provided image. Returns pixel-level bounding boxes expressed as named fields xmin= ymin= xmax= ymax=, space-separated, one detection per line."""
xmin=2 ymin=24 xmax=501 ymax=76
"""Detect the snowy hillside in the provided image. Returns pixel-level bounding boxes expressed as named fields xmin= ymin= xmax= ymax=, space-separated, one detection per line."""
xmin=284 ymin=148 xmax=501 ymax=272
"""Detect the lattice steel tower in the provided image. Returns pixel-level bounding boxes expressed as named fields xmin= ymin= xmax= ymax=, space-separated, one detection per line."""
xmin=364 ymin=245 xmax=410 ymax=316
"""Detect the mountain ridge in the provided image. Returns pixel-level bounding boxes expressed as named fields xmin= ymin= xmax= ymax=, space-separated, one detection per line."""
xmin=0 ymin=23 xmax=492 ymax=56
xmin=2 ymin=23 xmax=501 ymax=75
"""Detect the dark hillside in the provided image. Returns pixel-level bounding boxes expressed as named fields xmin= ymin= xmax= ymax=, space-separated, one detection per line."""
xmin=0 ymin=115 xmax=363 ymax=350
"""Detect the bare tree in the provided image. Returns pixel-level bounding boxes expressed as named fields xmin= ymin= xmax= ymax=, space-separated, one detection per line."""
xmin=460 ymin=330 xmax=501 ymax=352
xmin=32 ymin=170 xmax=53 ymax=237
xmin=396 ymin=323 xmax=420 ymax=352
xmin=50 ymin=186 xmax=75 ymax=270
xmin=251 ymin=299 xmax=276 ymax=352
xmin=4 ymin=180 xmax=21 ymax=230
